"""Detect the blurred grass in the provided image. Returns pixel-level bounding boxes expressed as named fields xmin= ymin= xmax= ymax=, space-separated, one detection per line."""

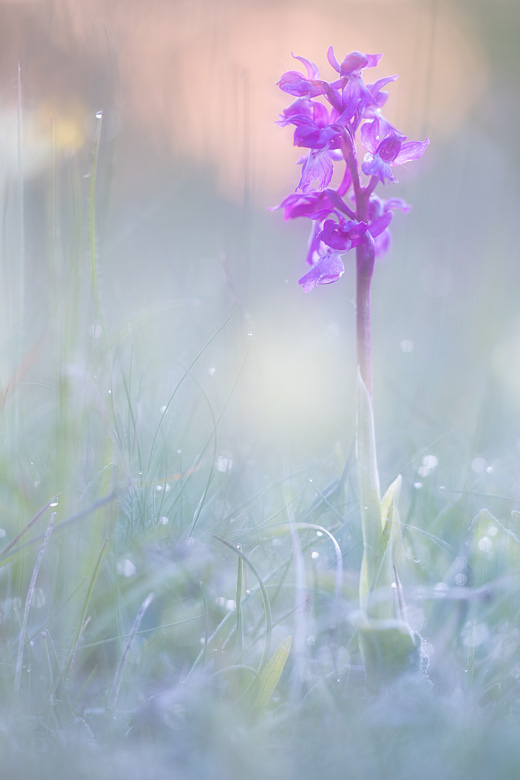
xmin=1 ymin=0 xmax=520 ymax=777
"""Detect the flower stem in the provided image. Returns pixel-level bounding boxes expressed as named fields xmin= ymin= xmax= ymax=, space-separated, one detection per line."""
xmin=356 ymin=250 xmax=373 ymax=400
xmin=355 ymin=188 xmax=375 ymax=401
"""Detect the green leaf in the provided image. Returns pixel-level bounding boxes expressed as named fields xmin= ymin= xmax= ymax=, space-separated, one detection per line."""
xmin=380 ymin=474 xmax=401 ymax=530
xmin=254 ymin=635 xmax=292 ymax=710
xmin=357 ymin=616 xmax=420 ymax=691
xmin=356 ymin=370 xmax=382 ymax=611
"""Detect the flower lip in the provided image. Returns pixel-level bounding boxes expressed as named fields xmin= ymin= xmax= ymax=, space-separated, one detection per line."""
xmin=298 ymin=249 xmax=345 ymax=292
xmin=377 ymin=136 xmax=403 ymax=164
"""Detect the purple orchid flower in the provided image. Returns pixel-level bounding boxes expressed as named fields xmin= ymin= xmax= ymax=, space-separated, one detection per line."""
xmin=273 ymin=49 xmax=429 ymax=293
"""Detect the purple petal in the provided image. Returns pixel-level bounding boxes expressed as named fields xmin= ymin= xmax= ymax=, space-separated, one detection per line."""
xmin=368 ymin=211 xmax=393 ymax=237
xmin=327 ymin=46 xmax=341 ymax=73
xmin=361 ymin=154 xmax=395 ymax=183
xmin=340 ymin=51 xmax=368 ymax=75
xmin=365 ymin=53 xmax=383 ymax=68
xmin=394 ymin=138 xmax=429 ymax=165
xmin=384 ymin=197 xmax=411 ymax=213
xmin=368 ymin=75 xmax=398 ymax=94
xmin=276 ymin=98 xmax=313 ymax=127
xmin=377 ymin=136 xmax=402 ymax=164
xmin=320 ymin=81 xmax=343 ymax=113
xmin=278 ymin=71 xmax=322 ymax=98
xmin=319 ymin=218 xmax=368 ymax=250
xmin=305 ymin=220 xmax=324 ymax=266
xmin=298 ymin=250 xmax=345 ymax=291
xmin=292 ymin=53 xmax=320 ymax=80
xmin=360 ymin=118 xmax=382 ymax=154
xmin=297 ymin=150 xmax=334 ymax=192
xmin=270 ymin=192 xmax=335 ymax=221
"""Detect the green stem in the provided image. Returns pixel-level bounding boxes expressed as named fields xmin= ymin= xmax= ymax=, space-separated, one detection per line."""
xmin=355 ymin=236 xmax=375 ymax=401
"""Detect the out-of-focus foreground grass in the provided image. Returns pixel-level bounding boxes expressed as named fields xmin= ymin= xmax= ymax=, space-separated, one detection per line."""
xmin=1 ymin=1 xmax=520 ymax=778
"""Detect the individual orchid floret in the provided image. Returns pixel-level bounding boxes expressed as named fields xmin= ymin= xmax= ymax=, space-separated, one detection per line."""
xmin=318 ymin=218 xmax=368 ymax=251
xmin=361 ymin=117 xmax=429 ymax=184
xmin=277 ymin=54 xmax=324 ymax=98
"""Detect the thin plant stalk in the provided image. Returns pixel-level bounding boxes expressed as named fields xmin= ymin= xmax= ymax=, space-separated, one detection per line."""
xmin=14 ymin=511 xmax=56 ymax=696
xmin=108 ymin=592 xmax=154 ymax=710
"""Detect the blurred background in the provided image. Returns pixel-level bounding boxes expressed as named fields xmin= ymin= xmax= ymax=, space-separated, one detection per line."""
xmin=0 ymin=0 xmax=519 ymax=499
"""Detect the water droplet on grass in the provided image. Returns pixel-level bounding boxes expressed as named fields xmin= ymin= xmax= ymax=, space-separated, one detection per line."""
xmin=433 ymin=582 xmax=449 ymax=597
xmin=471 ymin=457 xmax=487 ymax=474
xmin=89 ymin=323 xmax=102 ymax=338
xmin=478 ymin=536 xmax=492 ymax=552
xmin=117 ymin=558 xmax=137 ymax=577
xmin=462 ymin=620 xmax=489 ymax=648
xmin=216 ymin=455 xmax=233 ymax=473
xmin=311 ymin=551 xmax=319 ymax=560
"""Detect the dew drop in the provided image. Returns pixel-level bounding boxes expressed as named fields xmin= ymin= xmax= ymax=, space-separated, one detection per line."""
xmin=96 ymin=110 xmax=103 ymax=119
xmin=462 ymin=621 xmax=489 ymax=648
xmin=311 ymin=550 xmax=319 ymax=560
xmin=433 ymin=582 xmax=449 ymax=597
xmin=89 ymin=323 xmax=103 ymax=338
xmin=400 ymin=339 xmax=414 ymax=353
xmin=117 ymin=558 xmax=137 ymax=578
xmin=216 ymin=455 xmax=233 ymax=473
xmin=159 ymin=516 xmax=169 ymax=525
xmin=471 ymin=457 xmax=487 ymax=474
xmin=478 ymin=536 xmax=492 ymax=552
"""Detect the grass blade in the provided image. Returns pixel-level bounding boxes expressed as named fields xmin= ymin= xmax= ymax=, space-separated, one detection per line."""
xmin=107 ymin=592 xmax=154 ymax=710
xmin=14 ymin=511 xmax=56 ymax=696
xmin=253 ymin=635 xmax=292 ymax=710
xmin=50 ymin=538 xmax=108 ymax=699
